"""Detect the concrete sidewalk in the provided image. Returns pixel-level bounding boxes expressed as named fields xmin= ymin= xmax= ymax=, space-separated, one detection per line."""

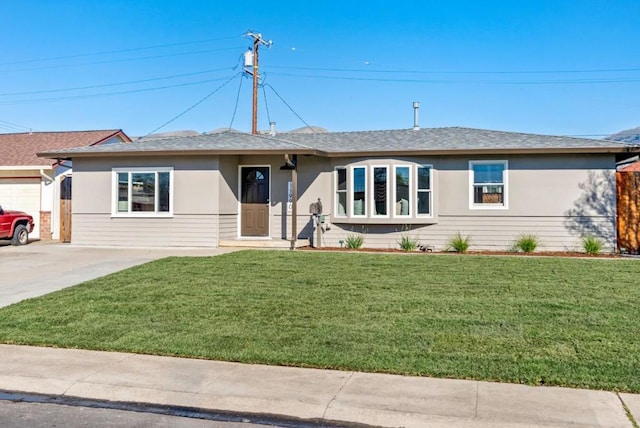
xmin=0 ymin=345 xmax=637 ymax=427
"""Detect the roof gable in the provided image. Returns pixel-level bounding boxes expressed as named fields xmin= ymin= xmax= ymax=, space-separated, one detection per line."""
xmin=1 ymin=130 xmax=130 ymax=167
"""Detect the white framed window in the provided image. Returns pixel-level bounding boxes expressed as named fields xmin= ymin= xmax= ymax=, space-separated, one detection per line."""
xmin=372 ymin=166 xmax=389 ymax=217
xmin=333 ymin=163 xmax=435 ymax=220
xmin=335 ymin=167 xmax=347 ymax=217
xmin=112 ymin=167 xmax=173 ymax=216
xmin=416 ymin=165 xmax=432 ymax=216
xmin=394 ymin=165 xmax=411 ymax=217
xmin=352 ymin=166 xmax=367 ymax=217
xmin=469 ymin=160 xmax=508 ymax=209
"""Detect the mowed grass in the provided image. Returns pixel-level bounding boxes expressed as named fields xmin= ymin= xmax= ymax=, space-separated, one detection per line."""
xmin=0 ymin=250 xmax=639 ymax=391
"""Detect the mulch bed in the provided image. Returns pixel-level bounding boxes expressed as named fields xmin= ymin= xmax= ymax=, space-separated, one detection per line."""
xmin=298 ymin=246 xmax=619 ymax=258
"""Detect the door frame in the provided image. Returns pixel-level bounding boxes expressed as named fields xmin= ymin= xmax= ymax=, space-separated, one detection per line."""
xmin=237 ymin=165 xmax=271 ymax=239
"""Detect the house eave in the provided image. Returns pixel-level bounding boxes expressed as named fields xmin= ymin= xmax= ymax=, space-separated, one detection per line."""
xmin=37 ymin=148 xmax=324 ymax=160
xmin=0 ymin=165 xmax=53 ymax=171
xmin=322 ymin=147 xmax=640 ymax=157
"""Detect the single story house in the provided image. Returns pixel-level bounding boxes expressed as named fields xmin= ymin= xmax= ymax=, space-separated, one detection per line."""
xmin=0 ymin=130 xmax=131 ymax=240
xmin=38 ymin=127 xmax=638 ymax=251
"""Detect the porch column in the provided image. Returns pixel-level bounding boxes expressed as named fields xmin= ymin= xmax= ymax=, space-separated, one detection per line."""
xmin=290 ymin=166 xmax=298 ymax=250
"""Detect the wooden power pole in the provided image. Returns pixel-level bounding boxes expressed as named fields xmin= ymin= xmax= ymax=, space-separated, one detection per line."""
xmin=244 ymin=32 xmax=272 ymax=134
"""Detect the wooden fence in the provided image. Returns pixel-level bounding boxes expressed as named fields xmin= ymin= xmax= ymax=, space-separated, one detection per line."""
xmin=616 ymin=171 xmax=640 ymax=253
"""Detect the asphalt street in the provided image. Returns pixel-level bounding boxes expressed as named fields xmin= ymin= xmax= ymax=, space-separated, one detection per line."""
xmin=0 ymin=400 xmax=279 ymax=428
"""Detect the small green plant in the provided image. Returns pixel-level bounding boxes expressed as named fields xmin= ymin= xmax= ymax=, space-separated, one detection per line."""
xmin=447 ymin=232 xmax=471 ymax=253
xmin=344 ymin=233 xmax=364 ymax=249
xmin=397 ymin=225 xmax=419 ymax=251
xmin=582 ymin=235 xmax=603 ymax=255
xmin=514 ymin=234 xmax=539 ymax=253
xmin=398 ymin=234 xmax=419 ymax=251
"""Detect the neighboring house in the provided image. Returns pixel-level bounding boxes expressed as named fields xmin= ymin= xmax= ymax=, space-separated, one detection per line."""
xmin=0 ymin=130 xmax=131 ymax=240
xmin=38 ymin=127 xmax=638 ymax=251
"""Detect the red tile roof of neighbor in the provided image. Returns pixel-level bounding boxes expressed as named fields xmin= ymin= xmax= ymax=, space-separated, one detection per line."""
xmin=0 ymin=130 xmax=130 ymax=167
xmin=620 ymin=161 xmax=640 ymax=172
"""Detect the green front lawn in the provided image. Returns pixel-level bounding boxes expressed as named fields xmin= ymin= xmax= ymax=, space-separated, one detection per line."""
xmin=1 ymin=251 xmax=639 ymax=391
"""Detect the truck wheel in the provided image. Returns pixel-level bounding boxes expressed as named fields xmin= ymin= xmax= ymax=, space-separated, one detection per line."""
xmin=11 ymin=224 xmax=28 ymax=246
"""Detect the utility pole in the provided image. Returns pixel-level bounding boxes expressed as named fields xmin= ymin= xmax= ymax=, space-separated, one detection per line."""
xmin=243 ymin=32 xmax=272 ymax=134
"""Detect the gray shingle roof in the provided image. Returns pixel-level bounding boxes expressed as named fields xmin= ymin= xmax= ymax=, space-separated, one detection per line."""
xmin=38 ymin=127 xmax=638 ymax=159
xmin=279 ymin=127 xmax=635 ymax=153
xmin=39 ymin=132 xmax=315 ymax=157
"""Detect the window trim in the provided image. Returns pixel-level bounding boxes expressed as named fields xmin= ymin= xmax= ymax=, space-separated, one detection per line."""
xmin=112 ymin=167 xmax=174 ymax=217
xmin=351 ymin=166 xmax=367 ymax=218
xmin=371 ymin=165 xmax=390 ymax=218
xmin=393 ymin=164 xmax=412 ymax=218
xmin=469 ymin=160 xmax=508 ymax=210
xmin=334 ymin=166 xmax=348 ymax=218
xmin=416 ymin=164 xmax=433 ymax=217
xmin=333 ymin=163 xmax=435 ymax=222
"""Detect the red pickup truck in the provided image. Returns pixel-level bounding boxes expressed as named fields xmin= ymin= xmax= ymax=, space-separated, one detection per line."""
xmin=0 ymin=205 xmax=34 ymax=246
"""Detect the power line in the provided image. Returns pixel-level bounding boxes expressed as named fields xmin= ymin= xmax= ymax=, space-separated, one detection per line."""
xmin=0 ymin=67 xmax=235 ymax=97
xmin=261 ymin=84 xmax=272 ymax=125
xmin=228 ymin=73 xmax=245 ymax=129
xmin=266 ymin=64 xmax=640 ymax=75
xmin=268 ymin=71 xmax=640 ymax=85
xmin=0 ymin=119 xmax=31 ymax=132
xmin=0 ymin=75 xmax=238 ymax=106
xmin=0 ymin=35 xmax=240 ymax=66
xmin=0 ymin=46 xmax=245 ymax=74
xmin=141 ymin=72 xmax=241 ymax=138
xmin=263 ymin=83 xmax=314 ymax=131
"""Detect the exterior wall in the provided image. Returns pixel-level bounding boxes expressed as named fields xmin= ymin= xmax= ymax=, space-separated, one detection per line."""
xmin=308 ymin=154 xmax=617 ymax=252
xmin=72 ymin=156 xmax=221 ymax=247
xmin=69 ymin=152 xmax=618 ymax=251
xmin=39 ymin=211 xmax=52 ymax=240
xmin=71 ymin=214 xmax=218 ymax=246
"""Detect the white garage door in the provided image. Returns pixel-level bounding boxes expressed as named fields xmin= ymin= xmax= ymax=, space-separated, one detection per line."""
xmin=0 ymin=179 xmax=41 ymax=239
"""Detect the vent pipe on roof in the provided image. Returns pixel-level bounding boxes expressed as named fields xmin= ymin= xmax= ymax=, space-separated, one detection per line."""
xmin=269 ymin=121 xmax=276 ymax=136
xmin=413 ymin=101 xmax=420 ymax=130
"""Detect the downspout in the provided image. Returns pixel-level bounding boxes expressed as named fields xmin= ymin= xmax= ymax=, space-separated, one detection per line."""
xmin=40 ymin=169 xmax=54 ymax=184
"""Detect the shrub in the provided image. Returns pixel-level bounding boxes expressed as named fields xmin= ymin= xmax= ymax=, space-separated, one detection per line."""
xmin=344 ymin=233 xmax=364 ymax=249
xmin=398 ymin=234 xmax=419 ymax=251
xmin=448 ymin=232 xmax=471 ymax=253
xmin=514 ymin=234 xmax=539 ymax=253
xmin=582 ymin=235 xmax=603 ymax=255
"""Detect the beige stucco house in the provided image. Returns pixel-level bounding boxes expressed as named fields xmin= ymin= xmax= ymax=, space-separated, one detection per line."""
xmin=38 ymin=127 xmax=638 ymax=251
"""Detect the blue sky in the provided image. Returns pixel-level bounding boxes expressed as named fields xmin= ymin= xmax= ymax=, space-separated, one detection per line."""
xmin=0 ymin=1 xmax=638 ymax=137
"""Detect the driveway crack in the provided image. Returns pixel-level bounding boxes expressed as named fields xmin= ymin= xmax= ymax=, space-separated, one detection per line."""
xmin=322 ymin=371 xmax=355 ymax=421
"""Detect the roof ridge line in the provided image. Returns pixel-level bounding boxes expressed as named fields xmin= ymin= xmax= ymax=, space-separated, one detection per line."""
xmin=250 ymin=132 xmax=318 ymax=151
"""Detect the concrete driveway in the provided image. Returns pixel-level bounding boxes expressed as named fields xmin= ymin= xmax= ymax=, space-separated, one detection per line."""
xmin=0 ymin=241 xmax=237 ymax=308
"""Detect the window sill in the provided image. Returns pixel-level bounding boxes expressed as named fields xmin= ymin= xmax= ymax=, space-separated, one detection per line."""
xmin=111 ymin=213 xmax=174 ymax=219
xmin=331 ymin=216 xmax=438 ymax=225
xmin=469 ymin=205 xmax=508 ymax=210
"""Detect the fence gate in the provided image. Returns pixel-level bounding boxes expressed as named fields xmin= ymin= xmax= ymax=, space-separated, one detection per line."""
xmin=60 ymin=176 xmax=72 ymax=243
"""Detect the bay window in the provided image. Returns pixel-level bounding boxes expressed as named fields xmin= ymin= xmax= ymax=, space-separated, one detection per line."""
xmin=334 ymin=163 xmax=433 ymax=221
